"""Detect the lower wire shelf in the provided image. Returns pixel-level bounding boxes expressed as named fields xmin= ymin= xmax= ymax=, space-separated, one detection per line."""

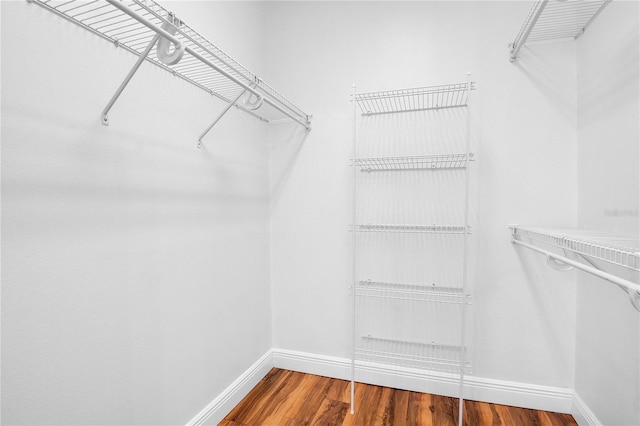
xmin=356 ymin=336 xmax=471 ymax=374
xmin=356 ymin=280 xmax=469 ymax=304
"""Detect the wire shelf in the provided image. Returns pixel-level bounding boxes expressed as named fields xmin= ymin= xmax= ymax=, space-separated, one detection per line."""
xmin=512 ymin=226 xmax=640 ymax=271
xmin=356 ymin=224 xmax=468 ymax=234
xmin=354 ymin=153 xmax=474 ymax=172
xmin=355 ymin=82 xmax=475 ymax=116
xmin=31 ymin=0 xmax=311 ymax=126
xmin=356 ymin=280 xmax=469 ymax=304
xmin=510 ymin=0 xmax=612 ymax=62
xmin=356 ymin=336 xmax=471 ymax=373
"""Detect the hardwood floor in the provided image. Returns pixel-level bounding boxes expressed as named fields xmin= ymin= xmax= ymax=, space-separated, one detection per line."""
xmin=220 ymin=368 xmax=577 ymax=426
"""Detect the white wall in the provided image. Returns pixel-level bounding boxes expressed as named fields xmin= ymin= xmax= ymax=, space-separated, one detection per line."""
xmin=268 ymin=0 xmax=578 ymax=398
xmin=575 ymin=1 xmax=640 ymax=425
xmin=1 ymin=1 xmax=271 ymax=425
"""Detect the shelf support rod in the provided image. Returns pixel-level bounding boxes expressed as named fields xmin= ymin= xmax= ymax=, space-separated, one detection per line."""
xmin=104 ymin=0 xmax=311 ymax=131
xmin=197 ymin=89 xmax=247 ymax=148
xmin=512 ymin=238 xmax=640 ymax=312
xmin=509 ymin=0 xmax=549 ymax=63
xmin=101 ymin=33 xmax=161 ymax=126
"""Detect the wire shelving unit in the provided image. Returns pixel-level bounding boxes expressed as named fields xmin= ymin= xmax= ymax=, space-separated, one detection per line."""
xmin=30 ymin=0 xmax=311 ymax=142
xmin=511 ymin=226 xmax=640 ymax=311
xmin=354 ymin=153 xmax=474 ymax=172
xmin=509 ymin=0 xmax=612 ymax=62
xmin=350 ymin=75 xmax=475 ymax=426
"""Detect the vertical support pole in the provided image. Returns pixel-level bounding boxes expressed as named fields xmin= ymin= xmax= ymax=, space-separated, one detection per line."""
xmin=350 ymin=84 xmax=358 ymax=415
xmin=197 ymin=89 xmax=247 ymax=148
xmin=101 ymin=33 xmax=161 ymax=126
xmin=458 ymin=72 xmax=473 ymax=426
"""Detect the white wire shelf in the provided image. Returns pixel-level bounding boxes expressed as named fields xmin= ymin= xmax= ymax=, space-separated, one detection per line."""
xmin=355 ymin=82 xmax=475 ymax=116
xmin=511 ymin=226 xmax=640 ymax=312
xmin=354 ymin=153 xmax=474 ymax=172
xmin=31 ymin=0 xmax=311 ymax=129
xmin=356 ymin=224 xmax=468 ymax=234
xmin=510 ymin=0 xmax=612 ymax=62
xmin=356 ymin=336 xmax=471 ymax=374
xmin=512 ymin=227 xmax=639 ymax=271
xmin=356 ymin=280 xmax=469 ymax=304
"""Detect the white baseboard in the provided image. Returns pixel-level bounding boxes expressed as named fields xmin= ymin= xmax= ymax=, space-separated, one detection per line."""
xmin=186 ymin=348 xmax=585 ymax=425
xmin=185 ymin=350 xmax=274 ymax=426
xmin=571 ymin=391 xmax=601 ymax=426
xmin=272 ymin=348 xmax=574 ymax=414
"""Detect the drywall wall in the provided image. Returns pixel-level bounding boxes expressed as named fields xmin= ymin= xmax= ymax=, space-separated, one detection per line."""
xmin=1 ymin=1 xmax=271 ymax=425
xmin=268 ymin=0 xmax=578 ymax=405
xmin=576 ymin=1 xmax=640 ymax=425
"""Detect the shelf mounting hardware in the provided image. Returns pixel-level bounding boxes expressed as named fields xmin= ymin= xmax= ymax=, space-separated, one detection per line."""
xmin=197 ymin=89 xmax=247 ymax=149
xmin=102 ymin=32 xmax=162 ymax=126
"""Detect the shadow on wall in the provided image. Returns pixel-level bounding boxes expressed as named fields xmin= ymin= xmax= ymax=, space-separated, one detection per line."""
xmin=513 ymin=46 xmax=577 ymax=122
xmin=269 ymin=123 xmax=310 ymax=204
xmin=511 ymin=245 xmax=576 ymax=381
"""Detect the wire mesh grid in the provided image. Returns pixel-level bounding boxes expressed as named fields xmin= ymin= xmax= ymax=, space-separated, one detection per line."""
xmin=356 ymin=336 xmax=471 ymax=373
xmin=512 ymin=227 xmax=640 ymax=271
xmin=356 ymin=224 xmax=468 ymax=234
xmin=355 ymin=82 xmax=475 ymax=116
xmin=32 ymin=0 xmax=309 ymax=124
xmin=356 ymin=280 xmax=469 ymax=304
xmin=512 ymin=0 xmax=611 ymax=47
xmin=354 ymin=153 xmax=473 ymax=172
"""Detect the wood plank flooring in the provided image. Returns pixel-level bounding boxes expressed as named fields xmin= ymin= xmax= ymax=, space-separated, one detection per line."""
xmin=221 ymin=368 xmax=577 ymax=426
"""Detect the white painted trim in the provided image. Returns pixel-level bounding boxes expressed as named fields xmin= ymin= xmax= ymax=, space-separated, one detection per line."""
xmin=463 ymin=375 xmax=573 ymax=414
xmin=185 ymin=350 xmax=274 ymax=426
xmin=571 ymin=391 xmax=602 ymax=426
xmin=272 ymin=348 xmax=574 ymax=414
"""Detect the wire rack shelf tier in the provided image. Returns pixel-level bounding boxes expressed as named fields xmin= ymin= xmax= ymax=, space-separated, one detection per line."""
xmin=31 ymin=0 xmax=311 ymax=128
xmin=354 ymin=153 xmax=474 ymax=172
xmin=355 ymin=82 xmax=475 ymax=116
xmin=356 ymin=336 xmax=471 ymax=374
xmin=512 ymin=226 xmax=640 ymax=271
xmin=356 ymin=224 xmax=468 ymax=234
xmin=509 ymin=0 xmax=612 ymax=62
xmin=356 ymin=280 xmax=469 ymax=304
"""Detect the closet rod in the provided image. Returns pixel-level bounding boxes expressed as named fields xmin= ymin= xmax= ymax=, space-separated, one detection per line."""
xmin=104 ymin=0 xmax=311 ymax=130
xmin=512 ymin=239 xmax=640 ymax=312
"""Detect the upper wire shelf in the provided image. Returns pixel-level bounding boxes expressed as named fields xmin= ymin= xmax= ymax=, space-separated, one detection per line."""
xmin=509 ymin=0 xmax=612 ymax=62
xmin=30 ymin=0 xmax=311 ymax=130
xmin=354 ymin=153 xmax=474 ymax=172
xmin=355 ymin=82 xmax=475 ymax=116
